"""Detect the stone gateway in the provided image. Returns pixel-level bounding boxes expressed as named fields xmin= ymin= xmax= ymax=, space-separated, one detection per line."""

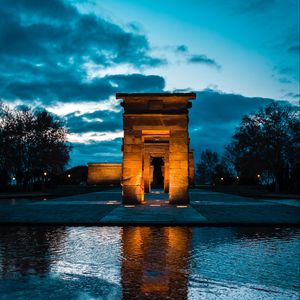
xmin=117 ymin=93 xmax=196 ymax=204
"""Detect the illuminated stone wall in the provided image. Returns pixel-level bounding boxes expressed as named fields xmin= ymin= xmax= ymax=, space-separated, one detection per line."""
xmin=117 ymin=93 xmax=196 ymax=204
xmin=189 ymin=150 xmax=195 ymax=187
xmin=87 ymin=163 xmax=122 ymax=185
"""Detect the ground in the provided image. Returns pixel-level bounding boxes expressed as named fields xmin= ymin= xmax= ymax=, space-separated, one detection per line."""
xmin=0 ymin=188 xmax=299 ymax=225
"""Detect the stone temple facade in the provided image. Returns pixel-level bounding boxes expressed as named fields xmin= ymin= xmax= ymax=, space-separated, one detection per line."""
xmin=87 ymin=92 xmax=196 ymax=204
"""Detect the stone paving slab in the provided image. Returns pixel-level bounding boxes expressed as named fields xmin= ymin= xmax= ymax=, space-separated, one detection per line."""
xmin=0 ymin=204 xmax=117 ymax=224
xmin=191 ymin=201 xmax=278 ymax=206
xmin=190 ymin=192 xmax=262 ymax=203
xmin=0 ymin=188 xmax=299 ymax=226
xmin=192 ymin=203 xmax=300 ymax=225
xmin=265 ymin=199 xmax=300 ymax=207
xmin=42 ymin=190 xmax=122 ymax=202
xmin=28 ymin=201 xmax=121 ymax=205
xmin=100 ymin=205 xmax=207 ymax=225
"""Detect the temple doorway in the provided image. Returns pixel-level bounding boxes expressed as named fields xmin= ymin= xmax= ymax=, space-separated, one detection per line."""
xmin=144 ymin=156 xmax=168 ymax=202
xmin=151 ymin=157 xmax=164 ymax=188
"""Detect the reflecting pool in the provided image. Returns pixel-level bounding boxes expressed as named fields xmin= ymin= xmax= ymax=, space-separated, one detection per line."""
xmin=0 ymin=226 xmax=299 ymax=299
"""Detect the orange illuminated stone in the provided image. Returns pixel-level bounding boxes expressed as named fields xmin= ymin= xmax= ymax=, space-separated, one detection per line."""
xmin=87 ymin=163 xmax=122 ymax=185
xmin=117 ymin=93 xmax=196 ymax=204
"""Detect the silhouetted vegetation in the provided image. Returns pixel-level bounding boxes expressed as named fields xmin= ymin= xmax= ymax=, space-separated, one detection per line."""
xmin=53 ymin=166 xmax=88 ymax=185
xmin=0 ymin=103 xmax=71 ymax=191
xmin=197 ymin=150 xmax=233 ymax=185
xmin=198 ymin=102 xmax=300 ymax=193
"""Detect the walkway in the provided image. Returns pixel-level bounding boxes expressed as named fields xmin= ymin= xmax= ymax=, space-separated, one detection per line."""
xmin=0 ymin=188 xmax=299 ymax=225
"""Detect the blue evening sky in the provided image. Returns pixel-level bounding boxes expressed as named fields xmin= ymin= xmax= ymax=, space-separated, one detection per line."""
xmin=0 ymin=0 xmax=299 ymax=166
xmin=78 ymin=0 xmax=299 ymax=99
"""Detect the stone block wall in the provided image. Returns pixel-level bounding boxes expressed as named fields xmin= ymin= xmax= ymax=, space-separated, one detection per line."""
xmin=87 ymin=163 xmax=122 ymax=185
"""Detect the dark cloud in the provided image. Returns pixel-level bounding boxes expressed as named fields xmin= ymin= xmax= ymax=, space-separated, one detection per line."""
xmin=65 ymin=110 xmax=122 ymax=133
xmin=190 ymin=89 xmax=274 ymax=127
xmin=0 ymin=0 xmax=162 ymax=67
xmin=278 ymin=77 xmax=292 ymax=84
xmin=234 ymin=0 xmax=276 ymax=13
xmin=172 ymin=44 xmax=221 ymax=70
xmin=0 ymin=0 xmax=165 ymax=104
xmin=277 ymin=67 xmax=295 ymax=75
xmin=188 ymin=55 xmax=221 ymax=70
xmin=73 ymin=140 xmax=122 ymax=156
xmin=273 ymin=65 xmax=299 ymax=83
xmin=66 ymin=89 xmax=289 ymax=166
xmin=70 ymin=139 xmax=123 ymax=166
xmin=63 ymin=109 xmax=123 ymax=166
xmin=287 ymin=45 xmax=300 ymax=53
xmin=284 ymin=92 xmax=300 ymax=99
xmin=3 ymin=74 xmax=165 ymax=104
xmin=189 ymin=89 xmax=281 ymax=160
xmin=106 ymin=74 xmax=165 ymax=93
xmin=176 ymin=45 xmax=189 ymax=53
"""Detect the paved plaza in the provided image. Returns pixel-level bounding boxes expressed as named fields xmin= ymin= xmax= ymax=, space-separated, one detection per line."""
xmin=0 ymin=188 xmax=299 ymax=225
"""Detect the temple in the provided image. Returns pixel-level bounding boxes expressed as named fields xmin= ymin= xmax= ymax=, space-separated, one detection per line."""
xmin=87 ymin=92 xmax=196 ymax=205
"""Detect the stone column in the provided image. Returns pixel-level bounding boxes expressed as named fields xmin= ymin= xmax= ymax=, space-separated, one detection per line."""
xmin=189 ymin=150 xmax=195 ymax=187
xmin=150 ymin=165 xmax=154 ymax=188
xmin=122 ymin=129 xmax=144 ymax=204
xmin=164 ymin=154 xmax=169 ymax=193
xmin=143 ymin=153 xmax=151 ymax=193
xmin=169 ymin=130 xmax=189 ymax=204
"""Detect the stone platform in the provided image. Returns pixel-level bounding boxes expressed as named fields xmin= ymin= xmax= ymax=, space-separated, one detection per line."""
xmin=0 ymin=188 xmax=299 ymax=226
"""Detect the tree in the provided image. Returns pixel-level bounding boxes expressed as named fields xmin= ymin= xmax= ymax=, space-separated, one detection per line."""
xmin=197 ymin=150 xmax=219 ymax=184
xmin=226 ymin=102 xmax=300 ymax=192
xmin=0 ymin=103 xmax=71 ymax=190
xmin=197 ymin=149 xmax=233 ymax=184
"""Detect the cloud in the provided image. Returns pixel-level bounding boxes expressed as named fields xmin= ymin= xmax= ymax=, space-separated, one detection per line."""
xmin=188 ymin=89 xmax=285 ymax=160
xmin=3 ymin=74 xmax=165 ymax=105
xmin=67 ymin=131 xmax=123 ymax=144
xmin=234 ymin=0 xmax=276 ymax=14
xmin=0 ymin=0 xmax=163 ymax=67
xmin=65 ymin=109 xmax=122 ymax=134
xmin=47 ymin=98 xmax=120 ymax=116
xmin=278 ymin=77 xmax=292 ymax=84
xmin=106 ymin=74 xmax=165 ymax=92
xmin=273 ymin=65 xmax=299 ymax=83
xmin=284 ymin=92 xmax=300 ymax=99
xmin=0 ymin=0 xmax=167 ymax=166
xmin=287 ymin=45 xmax=300 ymax=53
xmin=175 ymin=45 xmax=189 ymax=53
xmin=172 ymin=44 xmax=221 ymax=70
xmin=65 ymin=88 xmax=289 ymax=166
xmin=0 ymin=0 xmax=165 ymax=105
xmin=190 ymin=89 xmax=274 ymax=129
xmin=188 ymin=54 xmax=221 ymax=70
xmin=70 ymin=139 xmax=123 ymax=166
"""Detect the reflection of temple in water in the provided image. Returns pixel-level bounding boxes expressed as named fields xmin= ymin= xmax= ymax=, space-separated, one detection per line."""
xmin=121 ymin=227 xmax=192 ymax=300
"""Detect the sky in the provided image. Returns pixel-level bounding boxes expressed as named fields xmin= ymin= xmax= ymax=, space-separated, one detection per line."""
xmin=0 ymin=0 xmax=299 ymax=167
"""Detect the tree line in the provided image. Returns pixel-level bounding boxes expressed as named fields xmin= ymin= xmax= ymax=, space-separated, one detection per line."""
xmin=0 ymin=103 xmax=71 ymax=191
xmin=197 ymin=102 xmax=300 ymax=193
xmin=1 ymin=101 xmax=299 ymax=193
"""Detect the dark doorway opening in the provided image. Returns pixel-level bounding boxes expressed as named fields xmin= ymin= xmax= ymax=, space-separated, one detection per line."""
xmin=144 ymin=156 xmax=168 ymax=203
xmin=151 ymin=157 xmax=164 ymax=188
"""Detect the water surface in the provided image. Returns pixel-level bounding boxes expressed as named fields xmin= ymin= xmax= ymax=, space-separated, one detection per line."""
xmin=0 ymin=226 xmax=299 ymax=299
